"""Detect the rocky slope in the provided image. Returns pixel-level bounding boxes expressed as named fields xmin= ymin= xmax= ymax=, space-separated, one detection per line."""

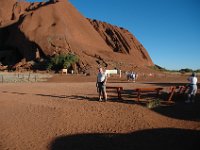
xmin=0 ymin=0 xmax=154 ymax=73
xmin=88 ymin=19 xmax=153 ymax=66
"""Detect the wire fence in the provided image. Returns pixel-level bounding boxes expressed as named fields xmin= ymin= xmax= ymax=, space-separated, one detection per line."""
xmin=0 ymin=72 xmax=52 ymax=83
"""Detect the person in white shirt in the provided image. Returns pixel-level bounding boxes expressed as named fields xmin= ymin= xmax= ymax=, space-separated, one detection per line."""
xmin=96 ymin=67 xmax=107 ymax=101
xmin=185 ymin=72 xmax=198 ymax=103
xmin=130 ymin=72 xmax=136 ymax=82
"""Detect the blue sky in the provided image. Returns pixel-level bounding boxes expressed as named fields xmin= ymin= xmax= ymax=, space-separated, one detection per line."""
xmin=28 ymin=0 xmax=200 ymax=70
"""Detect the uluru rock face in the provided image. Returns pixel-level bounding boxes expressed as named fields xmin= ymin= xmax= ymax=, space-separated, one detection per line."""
xmin=88 ymin=19 xmax=153 ymax=66
xmin=0 ymin=0 xmax=154 ymax=73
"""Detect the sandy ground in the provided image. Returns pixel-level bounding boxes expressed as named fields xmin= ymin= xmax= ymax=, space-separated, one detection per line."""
xmin=0 ymin=74 xmax=200 ymax=150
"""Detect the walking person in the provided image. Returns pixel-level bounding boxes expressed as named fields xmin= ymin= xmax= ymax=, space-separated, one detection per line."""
xmin=185 ymin=72 xmax=198 ymax=103
xmin=96 ymin=67 xmax=107 ymax=102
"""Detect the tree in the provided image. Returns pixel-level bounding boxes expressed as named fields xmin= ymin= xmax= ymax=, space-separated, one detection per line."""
xmin=179 ymin=68 xmax=193 ymax=73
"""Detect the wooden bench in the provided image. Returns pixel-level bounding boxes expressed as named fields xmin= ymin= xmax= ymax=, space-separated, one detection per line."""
xmin=134 ymin=87 xmax=163 ymax=101
xmin=106 ymin=86 xmax=123 ymax=99
xmin=176 ymin=85 xmax=188 ymax=94
xmin=167 ymin=85 xmax=188 ymax=102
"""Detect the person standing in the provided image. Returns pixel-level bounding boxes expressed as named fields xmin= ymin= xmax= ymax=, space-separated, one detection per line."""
xmin=185 ymin=72 xmax=198 ymax=103
xmin=131 ymin=71 xmax=136 ymax=82
xmin=96 ymin=67 xmax=107 ymax=102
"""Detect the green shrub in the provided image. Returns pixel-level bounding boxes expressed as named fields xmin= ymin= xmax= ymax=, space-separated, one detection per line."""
xmin=47 ymin=53 xmax=79 ymax=71
xmin=179 ymin=68 xmax=193 ymax=73
xmin=146 ymin=99 xmax=160 ymax=109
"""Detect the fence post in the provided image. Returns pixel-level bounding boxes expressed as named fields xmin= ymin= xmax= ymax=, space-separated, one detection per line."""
xmin=119 ymin=70 xmax=121 ymax=78
xmin=28 ymin=72 xmax=31 ymax=81
xmin=1 ymin=75 xmax=3 ymax=83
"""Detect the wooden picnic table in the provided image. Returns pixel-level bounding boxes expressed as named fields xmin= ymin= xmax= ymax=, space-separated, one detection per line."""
xmin=106 ymin=86 xmax=123 ymax=99
xmin=134 ymin=87 xmax=163 ymax=101
xmin=167 ymin=85 xmax=188 ymax=102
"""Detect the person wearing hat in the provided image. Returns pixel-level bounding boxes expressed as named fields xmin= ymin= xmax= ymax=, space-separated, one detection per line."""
xmin=185 ymin=72 xmax=198 ymax=103
xmin=96 ymin=67 xmax=107 ymax=102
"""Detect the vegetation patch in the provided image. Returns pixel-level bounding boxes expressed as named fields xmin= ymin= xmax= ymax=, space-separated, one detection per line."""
xmin=146 ymin=98 xmax=161 ymax=109
xmin=47 ymin=53 xmax=79 ymax=71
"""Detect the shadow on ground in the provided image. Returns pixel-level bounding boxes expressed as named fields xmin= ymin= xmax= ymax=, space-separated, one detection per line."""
xmin=50 ymin=128 xmax=200 ymax=150
xmin=152 ymin=96 xmax=200 ymax=122
xmin=2 ymin=89 xmax=200 ymax=121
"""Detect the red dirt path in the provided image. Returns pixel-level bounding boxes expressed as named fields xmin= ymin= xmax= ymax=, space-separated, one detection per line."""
xmin=0 ymin=74 xmax=199 ymax=150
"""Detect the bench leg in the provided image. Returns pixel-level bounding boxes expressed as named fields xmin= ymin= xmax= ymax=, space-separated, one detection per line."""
xmin=137 ymin=91 xmax=141 ymax=101
xmin=156 ymin=90 xmax=161 ymax=97
xmin=117 ymin=88 xmax=122 ymax=99
xmin=167 ymin=87 xmax=176 ymax=101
